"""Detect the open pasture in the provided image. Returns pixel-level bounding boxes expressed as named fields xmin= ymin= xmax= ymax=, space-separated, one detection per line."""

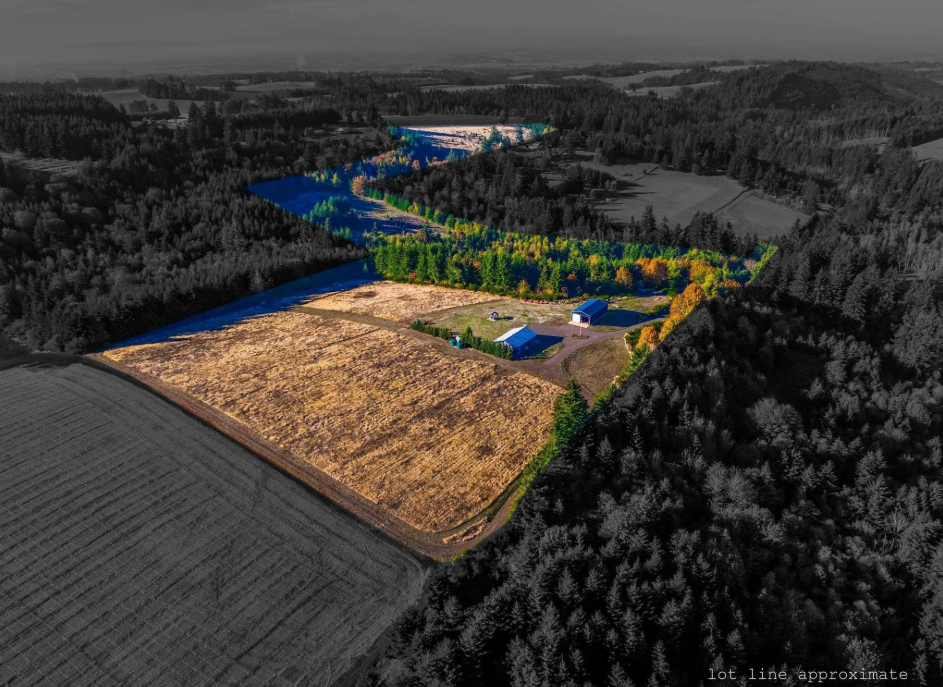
xmin=103 ymin=309 xmax=560 ymax=534
xmin=556 ymin=153 xmax=806 ymax=237
xmin=0 ymin=363 xmax=426 ymax=687
xmin=308 ymin=281 xmax=498 ymax=321
xmin=586 ymin=160 xmax=745 ymax=226
xmin=717 ymin=191 xmax=808 ymax=239
xmin=913 ymin=136 xmax=943 ymax=161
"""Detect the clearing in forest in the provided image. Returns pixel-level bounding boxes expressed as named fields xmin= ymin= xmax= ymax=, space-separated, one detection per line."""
xmin=103 ymin=307 xmax=559 ymax=534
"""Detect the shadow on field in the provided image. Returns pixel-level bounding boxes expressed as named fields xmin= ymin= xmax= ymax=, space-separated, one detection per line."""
xmin=521 ymin=334 xmax=565 ymax=358
xmin=596 ymin=309 xmax=658 ymax=327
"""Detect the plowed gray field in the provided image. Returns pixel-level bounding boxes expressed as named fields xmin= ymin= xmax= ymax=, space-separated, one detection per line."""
xmin=0 ymin=363 xmax=427 ymax=687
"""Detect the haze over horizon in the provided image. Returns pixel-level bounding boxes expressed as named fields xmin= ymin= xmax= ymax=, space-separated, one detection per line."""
xmin=1 ymin=0 xmax=942 ymax=79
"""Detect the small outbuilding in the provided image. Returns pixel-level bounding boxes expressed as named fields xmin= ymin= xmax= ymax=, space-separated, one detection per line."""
xmin=571 ymin=299 xmax=609 ymax=326
xmin=494 ymin=326 xmax=538 ymax=357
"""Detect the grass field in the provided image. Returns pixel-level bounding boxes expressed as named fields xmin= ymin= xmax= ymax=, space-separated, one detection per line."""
xmin=103 ymin=309 xmax=559 ymax=533
xmin=427 ymin=297 xmax=575 ymax=339
xmin=0 ymin=363 xmax=426 ymax=687
xmin=308 ymin=281 xmax=498 ymax=321
xmin=717 ymin=191 xmax=808 ymax=239
xmin=426 ymin=295 xmax=667 ymax=340
xmin=562 ymin=335 xmax=632 ymax=397
xmin=587 ymin=160 xmax=745 ymax=226
xmin=551 ymin=152 xmax=807 ymax=238
xmin=914 ymin=136 xmax=943 ymax=161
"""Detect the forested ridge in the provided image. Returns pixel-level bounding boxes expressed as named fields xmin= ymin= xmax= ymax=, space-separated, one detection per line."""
xmin=359 ymin=64 xmax=943 ymax=687
xmin=0 ymin=94 xmax=382 ymax=351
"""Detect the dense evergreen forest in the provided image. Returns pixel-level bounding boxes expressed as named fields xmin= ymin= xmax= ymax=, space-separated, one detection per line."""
xmin=357 ymin=64 xmax=943 ymax=687
xmin=2 ymin=61 xmax=943 ymax=684
xmin=0 ymin=94 xmax=381 ymax=350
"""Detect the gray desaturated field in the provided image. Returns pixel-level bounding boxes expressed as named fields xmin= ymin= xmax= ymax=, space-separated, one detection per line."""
xmin=0 ymin=363 xmax=427 ymax=687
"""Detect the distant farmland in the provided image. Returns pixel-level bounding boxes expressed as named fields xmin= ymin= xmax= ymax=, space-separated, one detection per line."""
xmin=0 ymin=363 xmax=426 ymax=687
xmin=544 ymin=153 xmax=807 ymax=238
xmin=913 ymin=136 xmax=943 ymax=161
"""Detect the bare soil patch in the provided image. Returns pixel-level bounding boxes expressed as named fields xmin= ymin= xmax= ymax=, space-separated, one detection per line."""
xmin=0 ymin=363 xmax=426 ymax=687
xmin=103 ymin=309 xmax=559 ymax=533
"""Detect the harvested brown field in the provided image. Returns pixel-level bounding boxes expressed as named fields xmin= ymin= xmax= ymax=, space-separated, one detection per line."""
xmin=104 ymin=310 xmax=559 ymax=533
xmin=308 ymin=281 xmax=498 ymax=321
xmin=0 ymin=362 xmax=426 ymax=687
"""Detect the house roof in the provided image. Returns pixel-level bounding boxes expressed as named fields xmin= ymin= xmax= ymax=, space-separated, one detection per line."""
xmin=494 ymin=326 xmax=538 ymax=349
xmin=572 ymin=299 xmax=608 ymax=317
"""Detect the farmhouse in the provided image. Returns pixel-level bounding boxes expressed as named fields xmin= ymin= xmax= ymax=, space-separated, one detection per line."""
xmin=494 ymin=325 xmax=538 ymax=357
xmin=571 ymin=299 xmax=609 ymax=326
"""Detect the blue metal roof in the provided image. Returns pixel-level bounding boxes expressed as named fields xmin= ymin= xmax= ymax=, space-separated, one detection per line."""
xmin=572 ymin=299 xmax=608 ymax=317
xmin=493 ymin=326 xmax=538 ymax=349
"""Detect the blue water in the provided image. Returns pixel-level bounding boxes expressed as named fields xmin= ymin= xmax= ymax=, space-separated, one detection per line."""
xmin=246 ymin=132 xmax=472 ymax=237
xmin=105 ymin=126 xmax=541 ymax=349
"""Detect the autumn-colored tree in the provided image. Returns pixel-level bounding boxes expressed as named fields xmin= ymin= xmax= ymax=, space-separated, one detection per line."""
xmin=688 ymin=259 xmax=716 ymax=285
xmin=660 ymin=313 xmax=683 ymax=339
xmin=517 ymin=279 xmax=531 ymax=296
xmin=615 ymin=265 xmax=633 ymax=287
xmin=670 ymin=283 xmax=707 ymax=318
xmin=636 ymin=325 xmax=660 ymax=351
xmin=350 ymin=176 xmax=368 ymax=196
xmin=638 ymin=257 xmax=668 ymax=285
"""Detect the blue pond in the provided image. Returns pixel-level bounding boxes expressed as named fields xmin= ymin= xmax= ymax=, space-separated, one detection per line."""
xmin=106 ymin=125 xmax=545 ymax=349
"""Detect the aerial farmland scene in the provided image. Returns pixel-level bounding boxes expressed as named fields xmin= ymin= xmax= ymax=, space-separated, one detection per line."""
xmin=3 ymin=2 xmax=943 ymax=687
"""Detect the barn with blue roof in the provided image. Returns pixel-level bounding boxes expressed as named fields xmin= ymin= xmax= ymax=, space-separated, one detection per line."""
xmin=571 ymin=299 xmax=609 ymax=326
xmin=493 ymin=326 xmax=538 ymax=358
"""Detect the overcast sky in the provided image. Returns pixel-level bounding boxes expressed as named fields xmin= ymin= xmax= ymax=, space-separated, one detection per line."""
xmin=2 ymin=0 xmax=942 ymax=78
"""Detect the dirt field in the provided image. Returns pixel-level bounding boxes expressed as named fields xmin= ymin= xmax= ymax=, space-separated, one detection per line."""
xmin=562 ymin=335 xmax=632 ymax=397
xmin=0 ymin=363 xmax=426 ymax=687
xmin=308 ymin=281 xmax=498 ymax=321
xmin=914 ymin=137 xmax=943 ymax=161
xmin=717 ymin=191 xmax=809 ymax=239
xmin=103 ymin=310 xmax=559 ymax=533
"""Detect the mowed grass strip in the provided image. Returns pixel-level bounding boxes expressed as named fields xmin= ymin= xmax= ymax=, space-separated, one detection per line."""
xmin=307 ymin=281 xmax=499 ymax=322
xmin=105 ymin=310 xmax=560 ymax=532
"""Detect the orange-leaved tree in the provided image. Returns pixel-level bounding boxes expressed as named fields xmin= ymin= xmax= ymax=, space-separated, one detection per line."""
xmin=636 ymin=325 xmax=660 ymax=351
